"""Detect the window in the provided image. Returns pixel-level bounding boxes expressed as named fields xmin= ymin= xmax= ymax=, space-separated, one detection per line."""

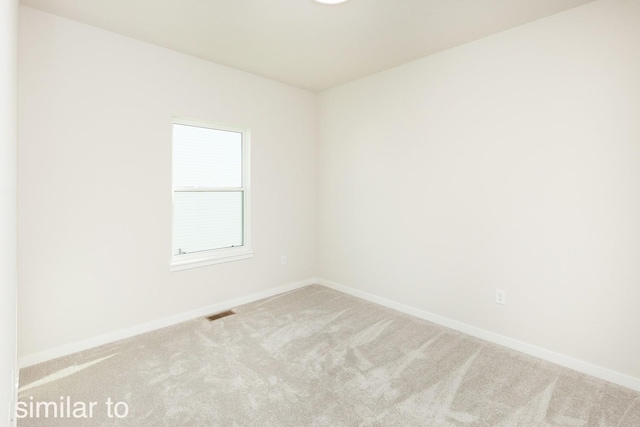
xmin=171 ymin=119 xmax=252 ymax=271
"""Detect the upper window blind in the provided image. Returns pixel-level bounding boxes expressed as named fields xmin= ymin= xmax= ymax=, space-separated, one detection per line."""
xmin=173 ymin=124 xmax=242 ymax=188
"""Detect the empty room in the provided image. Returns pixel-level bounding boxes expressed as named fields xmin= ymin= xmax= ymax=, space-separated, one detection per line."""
xmin=2 ymin=0 xmax=640 ymax=425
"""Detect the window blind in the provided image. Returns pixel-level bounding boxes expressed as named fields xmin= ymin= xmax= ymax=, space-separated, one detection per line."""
xmin=173 ymin=124 xmax=242 ymax=188
xmin=173 ymin=123 xmax=244 ymax=256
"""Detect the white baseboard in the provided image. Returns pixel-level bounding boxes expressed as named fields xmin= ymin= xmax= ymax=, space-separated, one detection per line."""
xmin=19 ymin=277 xmax=318 ymax=369
xmin=20 ymin=276 xmax=640 ymax=393
xmin=317 ymin=278 xmax=640 ymax=392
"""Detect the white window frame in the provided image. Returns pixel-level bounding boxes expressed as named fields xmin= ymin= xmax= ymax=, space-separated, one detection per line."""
xmin=170 ymin=118 xmax=252 ymax=271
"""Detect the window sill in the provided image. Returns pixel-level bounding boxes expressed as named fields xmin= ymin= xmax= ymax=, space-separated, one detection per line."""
xmin=170 ymin=249 xmax=253 ymax=272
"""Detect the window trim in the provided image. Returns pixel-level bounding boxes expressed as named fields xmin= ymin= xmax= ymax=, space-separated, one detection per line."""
xmin=170 ymin=118 xmax=252 ymax=272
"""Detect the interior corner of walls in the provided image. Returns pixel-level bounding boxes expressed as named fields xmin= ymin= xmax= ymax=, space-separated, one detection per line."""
xmin=1 ymin=0 xmax=18 ymax=425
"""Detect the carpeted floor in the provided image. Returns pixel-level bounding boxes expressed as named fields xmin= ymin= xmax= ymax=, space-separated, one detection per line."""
xmin=18 ymin=285 xmax=640 ymax=426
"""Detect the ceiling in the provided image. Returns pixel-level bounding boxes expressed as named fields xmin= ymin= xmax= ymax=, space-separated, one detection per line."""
xmin=20 ymin=0 xmax=595 ymax=92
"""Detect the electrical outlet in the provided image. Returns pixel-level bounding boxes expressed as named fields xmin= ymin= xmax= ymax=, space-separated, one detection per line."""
xmin=280 ymin=255 xmax=287 ymax=265
xmin=496 ymin=289 xmax=506 ymax=305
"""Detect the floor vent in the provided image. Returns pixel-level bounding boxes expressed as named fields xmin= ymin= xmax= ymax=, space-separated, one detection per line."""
xmin=205 ymin=310 xmax=236 ymax=322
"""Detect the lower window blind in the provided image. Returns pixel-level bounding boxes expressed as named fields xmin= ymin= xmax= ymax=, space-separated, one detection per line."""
xmin=173 ymin=191 xmax=243 ymax=255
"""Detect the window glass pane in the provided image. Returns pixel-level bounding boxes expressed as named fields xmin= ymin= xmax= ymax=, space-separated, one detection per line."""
xmin=173 ymin=192 xmax=243 ymax=254
xmin=173 ymin=124 xmax=242 ymax=187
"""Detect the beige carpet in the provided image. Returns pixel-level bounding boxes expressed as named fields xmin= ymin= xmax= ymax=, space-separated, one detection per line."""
xmin=18 ymin=285 xmax=640 ymax=426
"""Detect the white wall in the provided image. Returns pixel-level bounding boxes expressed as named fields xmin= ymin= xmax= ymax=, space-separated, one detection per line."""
xmin=18 ymin=7 xmax=317 ymax=359
xmin=18 ymin=0 xmax=640 ymax=388
xmin=1 ymin=0 xmax=18 ymax=423
xmin=318 ymin=0 xmax=640 ymax=380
